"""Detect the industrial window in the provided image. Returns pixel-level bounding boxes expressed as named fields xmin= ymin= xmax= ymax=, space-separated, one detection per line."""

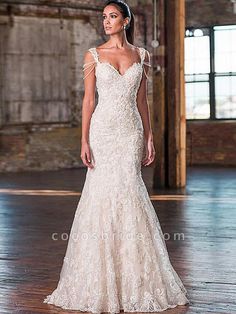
xmin=184 ymin=25 xmax=236 ymax=120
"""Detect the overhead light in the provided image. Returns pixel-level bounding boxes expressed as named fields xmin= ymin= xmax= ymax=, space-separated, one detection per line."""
xmin=185 ymin=30 xmax=190 ymax=36
xmin=151 ymin=0 xmax=160 ymax=48
xmin=151 ymin=40 xmax=159 ymax=48
xmin=193 ymin=29 xmax=204 ymax=37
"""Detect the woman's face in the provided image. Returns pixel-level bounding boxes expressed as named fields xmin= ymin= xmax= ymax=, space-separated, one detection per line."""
xmin=102 ymin=4 xmax=129 ymax=35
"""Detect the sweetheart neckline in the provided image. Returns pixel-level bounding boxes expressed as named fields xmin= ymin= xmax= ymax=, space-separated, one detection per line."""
xmin=94 ymin=46 xmax=143 ymax=77
xmin=97 ymin=61 xmax=142 ymax=77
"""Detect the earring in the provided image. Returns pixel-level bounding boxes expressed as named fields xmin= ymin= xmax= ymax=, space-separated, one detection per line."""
xmin=123 ymin=25 xmax=126 ymax=29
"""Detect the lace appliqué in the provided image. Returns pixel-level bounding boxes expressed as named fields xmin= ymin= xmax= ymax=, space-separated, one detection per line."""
xmin=43 ymin=46 xmax=190 ymax=314
xmin=82 ymin=47 xmax=151 ymax=81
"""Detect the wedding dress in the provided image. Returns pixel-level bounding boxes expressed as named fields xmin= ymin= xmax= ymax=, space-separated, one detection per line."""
xmin=43 ymin=46 xmax=190 ymax=313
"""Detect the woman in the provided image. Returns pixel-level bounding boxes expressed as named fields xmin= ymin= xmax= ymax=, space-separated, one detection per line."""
xmin=43 ymin=0 xmax=190 ymax=313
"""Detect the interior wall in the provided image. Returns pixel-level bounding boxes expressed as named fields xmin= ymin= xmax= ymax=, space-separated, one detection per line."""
xmin=0 ymin=1 xmax=152 ymax=172
xmin=185 ymin=0 xmax=236 ymax=26
xmin=0 ymin=17 xmax=71 ymax=125
xmin=0 ymin=13 xmax=97 ymax=171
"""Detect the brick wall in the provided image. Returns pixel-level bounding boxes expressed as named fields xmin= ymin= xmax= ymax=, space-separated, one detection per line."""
xmin=0 ymin=125 xmax=81 ymax=171
xmin=187 ymin=121 xmax=236 ymax=166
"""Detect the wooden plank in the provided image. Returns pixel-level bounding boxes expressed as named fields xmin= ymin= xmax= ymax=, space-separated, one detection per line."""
xmin=165 ymin=0 xmax=186 ymax=188
xmin=153 ymin=70 xmax=167 ymax=188
xmin=0 ymin=167 xmax=236 ymax=313
xmin=152 ymin=0 xmax=167 ymax=189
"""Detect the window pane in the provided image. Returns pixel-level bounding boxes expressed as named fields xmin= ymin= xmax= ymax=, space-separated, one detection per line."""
xmin=185 ymin=35 xmax=210 ymax=74
xmin=214 ymin=26 xmax=236 ymax=72
xmin=215 ymin=76 xmax=236 ymax=118
xmin=185 ymin=74 xmax=209 ymax=82
xmin=186 ymin=82 xmax=210 ymax=119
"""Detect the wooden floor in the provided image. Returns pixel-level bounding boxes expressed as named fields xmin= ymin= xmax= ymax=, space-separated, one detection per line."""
xmin=0 ymin=166 xmax=235 ymax=314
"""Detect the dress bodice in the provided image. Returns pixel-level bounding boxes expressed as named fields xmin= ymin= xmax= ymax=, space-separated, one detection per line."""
xmin=82 ymin=47 xmax=151 ymax=138
xmin=83 ymin=47 xmax=150 ymax=105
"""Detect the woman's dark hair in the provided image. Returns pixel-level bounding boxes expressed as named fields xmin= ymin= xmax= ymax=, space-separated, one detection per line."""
xmin=103 ymin=0 xmax=135 ymax=44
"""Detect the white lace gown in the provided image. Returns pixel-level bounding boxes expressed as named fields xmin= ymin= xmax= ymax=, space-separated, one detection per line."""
xmin=43 ymin=47 xmax=190 ymax=313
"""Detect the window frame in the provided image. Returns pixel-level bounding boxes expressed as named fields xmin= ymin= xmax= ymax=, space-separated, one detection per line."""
xmin=185 ymin=24 xmax=236 ymax=121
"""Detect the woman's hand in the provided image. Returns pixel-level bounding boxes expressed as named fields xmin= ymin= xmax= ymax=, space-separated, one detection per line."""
xmin=80 ymin=141 xmax=94 ymax=169
xmin=142 ymin=137 xmax=156 ymax=166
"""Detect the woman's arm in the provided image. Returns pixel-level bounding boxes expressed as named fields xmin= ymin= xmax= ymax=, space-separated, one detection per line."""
xmin=80 ymin=51 xmax=96 ymax=168
xmin=81 ymin=51 xmax=96 ymax=144
xmin=137 ymin=50 xmax=153 ymax=142
xmin=137 ymin=49 xmax=155 ymax=166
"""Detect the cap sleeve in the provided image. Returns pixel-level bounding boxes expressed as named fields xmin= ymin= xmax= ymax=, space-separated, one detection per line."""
xmin=82 ymin=48 xmax=98 ymax=80
xmin=141 ymin=48 xmax=151 ymax=79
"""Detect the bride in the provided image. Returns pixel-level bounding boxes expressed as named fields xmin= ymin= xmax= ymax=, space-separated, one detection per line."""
xmin=43 ymin=0 xmax=190 ymax=313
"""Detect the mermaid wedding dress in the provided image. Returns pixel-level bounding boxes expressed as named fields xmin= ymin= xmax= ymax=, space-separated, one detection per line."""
xmin=43 ymin=47 xmax=190 ymax=313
